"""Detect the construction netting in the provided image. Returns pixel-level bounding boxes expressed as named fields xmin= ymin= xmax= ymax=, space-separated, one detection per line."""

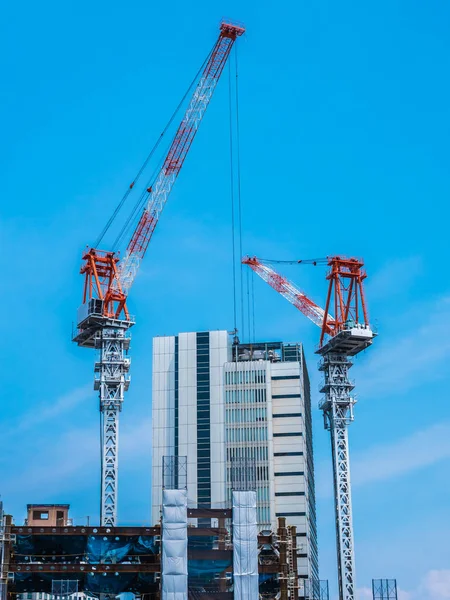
xmin=162 ymin=489 xmax=188 ymax=600
xmin=232 ymin=491 xmax=259 ymax=600
xmin=12 ymin=534 xmax=158 ymax=595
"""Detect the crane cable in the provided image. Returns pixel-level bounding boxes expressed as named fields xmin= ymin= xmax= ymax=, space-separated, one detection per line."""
xmin=94 ymin=39 xmax=218 ymax=249
xmin=112 ymin=144 xmax=169 ymax=250
xmin=245 ymin=267 xmax=256 ymax=343
xmin=235 ymin=45 xmax=245 ymax=341
xmin=229 ymin=44 xmax=244 ymax=340
xmin=251 ymin=270 xmax=256 ymax=342
xmin=112 ymin=38 xmax=221 ymax=252
xmin=258 ymin=257 xmax=328 ymax=265
xmin=229 ymin=54 xmax=238 ymax=337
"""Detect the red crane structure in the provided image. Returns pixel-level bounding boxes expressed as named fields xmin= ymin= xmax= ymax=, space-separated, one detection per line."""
xmin=242 ymin=255 xmax=375 ymax=600
xmin=73 ymin=21 xmax=245 ymax=527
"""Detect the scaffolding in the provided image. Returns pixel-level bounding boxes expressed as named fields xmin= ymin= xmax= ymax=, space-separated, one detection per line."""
xmin=4 ymin=508 xmax=292 ymax=600
xmin=162 ymin=456 xmax=187 ymax=490
xmin=304 ymin=579 xmax=329 ymax=600
xmin=286 ymin=526 xmax=298 ymax=599
xmin=372 ymin=579 xmax=398 ymax=600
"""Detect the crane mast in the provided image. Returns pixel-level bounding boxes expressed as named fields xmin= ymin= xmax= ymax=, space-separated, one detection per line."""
xmin=243 ymin=256 xmax=375 ymax=600
xmin=73 ymin=22 xmax=244 ymax=527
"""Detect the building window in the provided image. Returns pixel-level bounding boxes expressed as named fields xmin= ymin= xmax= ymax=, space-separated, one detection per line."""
xmin=274 ymin=471 xmax=304 ymax=476
xmin=274 ymin=452 xmax=303 ymax=457
xmin=273 ymin=432 xmax=302 ymax=438
xmin=32 ymin=510 xmax=49 ymax=520
xmin=275 ymin=492 xmax=305 ymax=497
xmin=272 ymin=394 xmax=301 ymax=399
xmin=275 ymin=512 xmax=306 ymax=517
xmin=273 ymin=413 xmax=302 ymax=418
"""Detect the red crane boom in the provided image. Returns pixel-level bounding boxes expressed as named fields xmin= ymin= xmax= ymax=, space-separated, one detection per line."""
xmin=78 ymin=21 xmax=245 ymax=336
xmin=242 ymin=256 xmax=334 ymax=334
xmin=121 ymin=22 xmax=245 ymax=289
xmin=242 ymin=255 xmax=370 ymax=348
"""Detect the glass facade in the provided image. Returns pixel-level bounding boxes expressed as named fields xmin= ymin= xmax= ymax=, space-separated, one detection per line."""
xmin=224 ymin=364 xmax=271 ymax=528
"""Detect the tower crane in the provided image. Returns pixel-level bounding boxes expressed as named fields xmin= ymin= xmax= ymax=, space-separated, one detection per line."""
xmin=73 ymin=21 xmax=245 ymax=527
xmin=242 ymin=255 xmax=376 ymax=600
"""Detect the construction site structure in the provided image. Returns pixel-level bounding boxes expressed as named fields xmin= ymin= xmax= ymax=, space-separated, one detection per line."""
xmin=372 ymin=579 xmax=398 ymax=600
xmin=242 ymin=256 xmax=376 ymax=600
xmin=1 ymin=506 xmax=306 ymax=600
xmin=73 ymin=21 xmax=244 ymax=526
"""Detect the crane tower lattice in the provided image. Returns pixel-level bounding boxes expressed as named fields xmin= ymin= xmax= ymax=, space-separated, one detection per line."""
xmin=242 ymin=255 xmax=375 ymax=600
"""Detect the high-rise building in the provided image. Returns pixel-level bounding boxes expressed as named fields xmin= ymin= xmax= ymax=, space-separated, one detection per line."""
xmin=152 ymin=331 xmax=230 ymax=521
xmin=151 ymin=330 xmax=318 ymax=582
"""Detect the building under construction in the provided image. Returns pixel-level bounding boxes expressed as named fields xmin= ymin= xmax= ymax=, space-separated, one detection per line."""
xmin=1 ymin=498 xmax=310 ymax=600
xmin=152 ymin=332 xmax=318 ymax=585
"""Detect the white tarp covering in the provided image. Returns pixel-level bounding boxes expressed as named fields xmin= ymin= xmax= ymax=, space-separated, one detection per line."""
xmin=162 ymin=489 xmax=188 ymax=600
xmin=232 ymin=490 xmax=259 ymax=600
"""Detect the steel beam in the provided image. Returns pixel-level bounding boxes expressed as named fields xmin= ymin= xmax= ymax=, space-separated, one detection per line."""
xmin=10 ymin=564 xmax=159 ymax=573
xmin=12 ymin=525 xmax=159 ymax=536
xmin=187 ymin=508 xmax=232 ymax=519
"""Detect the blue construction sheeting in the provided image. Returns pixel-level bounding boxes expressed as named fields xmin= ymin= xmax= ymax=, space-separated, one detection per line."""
xmin=12 ymin=535 xmax=158 ymax=594
xmin=14 ymin=534 xmax=157 ymax=562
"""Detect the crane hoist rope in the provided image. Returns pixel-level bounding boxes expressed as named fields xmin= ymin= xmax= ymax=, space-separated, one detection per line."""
xmin=95 ymin=38 xmax=219 ymax=250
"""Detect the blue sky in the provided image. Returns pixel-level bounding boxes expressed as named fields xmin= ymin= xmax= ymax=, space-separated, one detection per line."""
xmin=1 ymin=1 xmax=450 ymax=599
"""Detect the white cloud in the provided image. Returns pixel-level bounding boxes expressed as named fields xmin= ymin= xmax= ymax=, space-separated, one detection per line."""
xmin=420 ymin=570 xmax=450 ymax=599
xmin=352 ymin=421 xmax=450 ymax=487
xmin=380 ymin=570 xmax=450 ymax=600
xmin=359 ymin=583 xmax=411 ymax=600
xmin=367 ymin=256 xmax=423 ymax=302
xmin=316 ymin=420 xmax=450 ymax=496
xmin=358 ymin=295 xmax=450 ymax=396
xmin=1 ymin=416 xmax=152 ymax=511
xmin=16 ymin=385 xmax=92 ymax=433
